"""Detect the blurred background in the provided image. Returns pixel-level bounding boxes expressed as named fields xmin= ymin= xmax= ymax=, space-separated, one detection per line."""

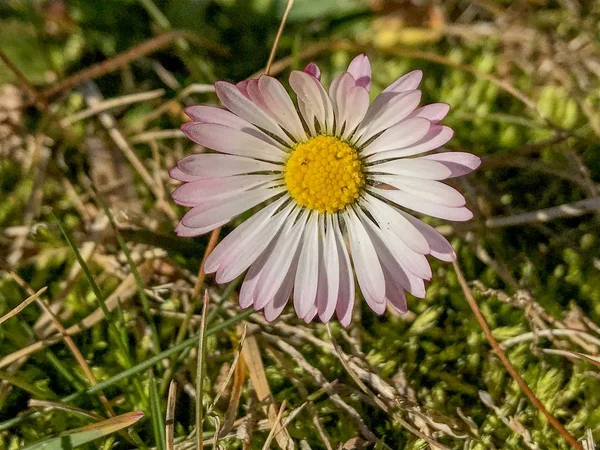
xmin=1 ymin=0 xmax=600 ymax=449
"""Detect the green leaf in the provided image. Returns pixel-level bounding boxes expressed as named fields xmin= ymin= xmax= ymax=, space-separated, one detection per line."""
xmin=22 ymin=411 xmax=144 ymax=450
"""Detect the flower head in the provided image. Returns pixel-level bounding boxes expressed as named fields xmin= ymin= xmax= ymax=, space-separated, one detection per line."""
xmin=171 ymin=54 xmax=480 ymax=326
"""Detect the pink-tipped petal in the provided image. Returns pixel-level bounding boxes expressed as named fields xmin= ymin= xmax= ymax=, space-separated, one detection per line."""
xmin=303 ymin=62 xmax=321 ymax=80
xmin=178 ymin=154 xmax=281 ymax=179
xmin=408 ymin=103 xmax=450 ymax=123
xmin=169 ymin=166 xmax=200 ymax=182
xmin=172 ymin=174 xmax=276 ymax=205
xmin=373 ymin=175 xmax=466 ymax=208
xmin=361 ymin=117 xmax=431 ymax=157
xmin=344 ymin=209 xmax=386 ymax=311
xmin=333 ymin=217 xmax=355 ymax=327
xmin=182 ymin=187 xmax=284 ymax=228
xmin=367 ymin=158 xmax=452 ymax=180
xmin=399 ymin=210 xmax=456 ymax=262
xmin=347 ymin=54 xmax=371 ymax=91
xmin=420 ymin=152 xmax=482 ymax=178
xmin=236 ymin=80 xmax=251 ymax=99
xmin=181 ymin=122 xmax=287 ymax=163
xmin=371 ymin=187 xmax=474 ymax=222
xmin=215 ymin=81 xmax=294 ymax=145
xmin=355 ymin=90 xmax=422 ymax=146
xmin=366 ymin=126 xmax=454 ymax=162
xmin=383 ymin=69 xmax=423 ymax=93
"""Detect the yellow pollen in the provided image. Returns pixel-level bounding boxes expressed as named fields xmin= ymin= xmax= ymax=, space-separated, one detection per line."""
xmin=284 ymin=135 xmax=364 ymax=213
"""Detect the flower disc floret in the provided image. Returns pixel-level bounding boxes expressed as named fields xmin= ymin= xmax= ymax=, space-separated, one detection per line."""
xmin=284 ymin=135 xmax=364 ymax=213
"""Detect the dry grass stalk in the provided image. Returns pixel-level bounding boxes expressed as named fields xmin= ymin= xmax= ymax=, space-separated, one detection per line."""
xmin=0 ymin=286 xmax=47 ymax=325
xmin=452 ymin=258 xmax=583 ymax=450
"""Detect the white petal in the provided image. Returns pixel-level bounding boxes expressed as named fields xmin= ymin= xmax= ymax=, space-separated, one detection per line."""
xmin=367 ymin=158 xmax=452 ymax=180
xmin=333 ymin=216 xmax=355 ymax=327
xmin=215 ymin=81 xmax=294 ymax=145
xmin=344 ymin=209 xmax=386 ymax=310
xmin=239 ymin=231 xmax=283 ymax=309
xmin=298 ymin=99 xmax=317 ymax=136
xmin=174 ymin=219 xmax=230 ymax=237
xmin=347 ymin=54 xmax=371 ymax=91
xmin=172 ymin=174 xmax=277 ymax=206
xmin=182 ymin=123 xmax=287 ymax=163
xmin=382 ymin=70 xmax=423 ymax=93
xmin=365 ymin=125 xmax=454 ymax=162
xmin=318 ymin=214 xmax=339 ymax=322
xmin=384 ymin=270 xmax=408 ymax=314
xmin=353 ymin=70 xmax=423 ymax=138
xmin=293 ymin=212 xmax=320 ymax=318
xmin=263 ymin=259 xmax=297 ymax=321
xmin=178 ymin=154 xmax=282 ymax=179
xmin=214 ymin=202 xmax=296 ymax=283
xmin=360 ymin=117 xmax=431 ymax=157
xmin=361 ymin=193 xmax=430 ymax=254
xmin=169 ymin=166 xmax=200 ymax=182
xmin=370 ymin=187 xmax=474 ymax=221
xmin=289 ymin=70 xmax=335 ymax=134
xmin=183 ymin=105 xmax=283 ymax=148
xmin=372 ymin=175 xmax=466 ymax=207
xmin=254 ymin=210 xmax=309 ymax=310
xmin=182 ymin=187 xmax=284 ymax=228
xmin=354 ymin=90 xmax=422 ymax=146
xmin=408 ymin=103 xmax=450 ymax=123
xmin=354 ymin=207 xmax=431 ymax=280
xmin=329 ymin=72 xmax=354 ymax=135
xmin=355 ymin=208 xmax=425 ymax=298
xmin=204 ymin=196 xmax=288 ymax=273
xmin=419 ymin=152 xmax=481 ymax=178
xmin=302 ymin=303 xmax=318 ymax=323
xmin=258 ymin=76 xmax=307 ymax=141
xmin=399 ymin=211 xmax=456 ymax=261
xmin=340 ymin=86 xmax=370 ymax=140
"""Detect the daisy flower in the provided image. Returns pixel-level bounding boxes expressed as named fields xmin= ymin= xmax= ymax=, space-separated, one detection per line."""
xmin=170 ymin=54 xmax=480 ymax=326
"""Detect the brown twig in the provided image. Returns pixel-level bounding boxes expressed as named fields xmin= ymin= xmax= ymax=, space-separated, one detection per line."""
xmin=40 ymin=31 xmax=222 ymax=100
xmin=452 ymin=258 xmax=583 ymax=450
xmin=0 ymin=49 xmax=46 ymax=110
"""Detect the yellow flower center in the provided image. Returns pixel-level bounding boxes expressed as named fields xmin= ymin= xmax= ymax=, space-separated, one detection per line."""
xmin=284 ymin=135 xmax=364 ymax=213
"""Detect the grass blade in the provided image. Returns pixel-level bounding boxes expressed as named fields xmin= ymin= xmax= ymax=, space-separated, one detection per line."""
xmin=22 ymin=411 xmax=144 ymax=450
xmin=148 ymin=370 xmax=166 ymax=450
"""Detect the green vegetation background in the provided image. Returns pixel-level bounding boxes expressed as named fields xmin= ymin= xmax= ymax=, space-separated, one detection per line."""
xmin=0 ymin=0 xmax=599 ymax=448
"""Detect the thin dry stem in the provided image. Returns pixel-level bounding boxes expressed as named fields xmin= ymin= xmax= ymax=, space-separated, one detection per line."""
xmin=7 ymin=272 xmax=117 ymax=418
xmin=0 ymin=287 xmax=47 ymax=325
xmin=195 ymin=290 xmax=210 ymax=450
xmin=166 ymin=380 xmax=178 ymax=450
xmin=265 ymin=0 xmax=295 ymax=76
xmin=452 ymin=258 xmax=583 ymax=450
xmin=193 ymin=228 xmax=221 ymax=299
